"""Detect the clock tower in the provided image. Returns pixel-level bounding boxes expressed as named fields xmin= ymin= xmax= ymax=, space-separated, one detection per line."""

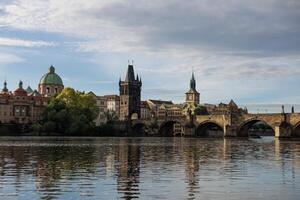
xmin=185 ymin=72 xmax=200 ymax=105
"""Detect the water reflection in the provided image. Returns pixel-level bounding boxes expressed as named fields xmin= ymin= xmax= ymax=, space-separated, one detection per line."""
xmin=0 ymin=137 xmax=299 ymax=199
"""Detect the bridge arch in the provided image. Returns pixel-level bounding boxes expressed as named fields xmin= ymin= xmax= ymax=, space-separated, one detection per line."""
xmin=132 ymin=122 xmax=147 ymax=136
xmin=196 ymin=121 xmax=224 ymax=137
xmin=292 ymin=121 xmax=300 ymax=137
xmin=158 ymin=120 xmax=183 ymax=137
xmin=238 ymin=119 xmax=274 ymax=137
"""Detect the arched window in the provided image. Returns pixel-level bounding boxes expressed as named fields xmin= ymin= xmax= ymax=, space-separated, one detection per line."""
xmin=46 ymin=87 xmax=50 ymax=93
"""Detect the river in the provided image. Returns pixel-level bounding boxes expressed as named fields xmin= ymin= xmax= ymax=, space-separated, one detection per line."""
xmin=0 ymin=137 xmax=299 ymax=199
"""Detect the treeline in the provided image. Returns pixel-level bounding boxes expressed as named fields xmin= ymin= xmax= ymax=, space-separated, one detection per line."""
xmin=29 ymin=87 xmax=123 ymax=136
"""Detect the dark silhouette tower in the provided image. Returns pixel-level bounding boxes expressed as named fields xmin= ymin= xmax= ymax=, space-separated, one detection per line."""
xmin=119 ymin=63 xmax=142 ymax=120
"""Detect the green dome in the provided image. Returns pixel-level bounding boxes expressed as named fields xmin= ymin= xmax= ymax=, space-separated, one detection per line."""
xmin=39 ymin=66 xmax=63 ymax=86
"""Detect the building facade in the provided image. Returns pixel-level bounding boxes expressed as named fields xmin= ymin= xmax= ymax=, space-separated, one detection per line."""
xmin=0 ymin=66 xmax=64 ymax=125
xmin=119 ymin=64 xmax=142 ymax=120
xmin=106 ymin=95 xmax=120 ymax=117
xmin=140 ymin=101 xmax=151 ymax=120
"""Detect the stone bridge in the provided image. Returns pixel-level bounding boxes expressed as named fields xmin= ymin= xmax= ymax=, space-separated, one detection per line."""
xmin=131 ymin=113 xmax=300 ymax=138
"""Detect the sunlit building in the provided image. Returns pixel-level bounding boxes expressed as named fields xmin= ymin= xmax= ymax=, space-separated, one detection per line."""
xmin=0 ymin=66 xmax=64 ymax=124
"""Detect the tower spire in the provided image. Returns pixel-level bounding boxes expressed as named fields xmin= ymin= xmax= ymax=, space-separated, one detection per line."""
xmin=125 ymin=63 xmax=135 ymax=82
xmin=2 ymin=80 xmax=8 ymax=92
xmin=190 ymin=71 xmax=196 ymax=90
xmin=19 ymin=80 xmax=23 ymax=89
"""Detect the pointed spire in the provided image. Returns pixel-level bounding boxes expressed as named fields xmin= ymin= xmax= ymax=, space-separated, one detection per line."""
xmin=136 ymin=74 xmax=139 ymax=81
xmin=26 ymin=86 xmax=33 ymax=93
xmin=125 ymin=63 xmax=135 ymax=82
xmin=19 ymin=80 xmax=23 ymax=89
xmin=190 ymin=71 xmax=196 ymax=90
xmin=2 ymin=80 xmax=8 ymax=92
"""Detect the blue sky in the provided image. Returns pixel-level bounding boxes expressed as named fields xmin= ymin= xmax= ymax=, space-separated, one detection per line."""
xmin=0 ymin=0 xmax=300 ymax=112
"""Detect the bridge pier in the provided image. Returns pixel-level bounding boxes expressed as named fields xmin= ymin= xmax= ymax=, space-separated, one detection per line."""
xmin=223 ymin=125 xmax=237 ymax=137
xmin=184 ymin=126 xmax=195 ymax=136
xmin=274 ymin=123 xmax=291 ymax=138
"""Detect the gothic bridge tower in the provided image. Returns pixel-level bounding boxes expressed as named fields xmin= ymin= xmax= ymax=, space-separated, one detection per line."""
xmin=119 ymin=63 xmax=142 ymax=120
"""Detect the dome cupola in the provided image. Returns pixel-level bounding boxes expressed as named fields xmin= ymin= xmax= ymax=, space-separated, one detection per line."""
xmin=38 ymin=66 xmax=64 ymax=96
xmin=39 ymin=66 xmax=63 ymax=86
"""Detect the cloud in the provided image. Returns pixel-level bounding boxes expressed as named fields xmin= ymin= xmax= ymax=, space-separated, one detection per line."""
xmin=0 ymin=51 xmax=24 ymax=64
xmin=0 ymin=0 xmax=299 ymax=103
xmin=2 ymin=0 xmax=299 ymax=53
xmin=0 ymin=37 xmax=55 ymax=47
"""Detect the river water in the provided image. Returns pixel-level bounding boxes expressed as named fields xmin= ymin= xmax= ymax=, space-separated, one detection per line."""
xmin=0 ymin=137 xmax=299 ymax=200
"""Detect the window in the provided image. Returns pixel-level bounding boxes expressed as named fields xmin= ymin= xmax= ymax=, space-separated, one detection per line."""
xmin=55 ymin=88 xmax=58 ymax=93
xmin=46 ymin=87 xmax=50 ymax=93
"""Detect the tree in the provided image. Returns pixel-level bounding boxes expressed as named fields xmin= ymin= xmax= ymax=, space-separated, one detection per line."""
xmin=41 ymin=87 xmax=99 ymax=135
xmin=105 ymin=110 xmax=119 ymax=123
xmin=194 ymin=105 xmax=209 ymax=115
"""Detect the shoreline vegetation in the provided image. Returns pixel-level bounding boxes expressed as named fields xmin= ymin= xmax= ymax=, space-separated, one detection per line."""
xmin=0 ymin=87 xmax=126 ymax=137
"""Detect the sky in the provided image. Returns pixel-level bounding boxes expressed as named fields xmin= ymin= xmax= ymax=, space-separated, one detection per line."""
xmin=0 ymin=0 xmax=299 ymax=112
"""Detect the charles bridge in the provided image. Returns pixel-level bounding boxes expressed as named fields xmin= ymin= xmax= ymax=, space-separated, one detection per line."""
xmin=130 ymin=112 xmax=300 ymax=138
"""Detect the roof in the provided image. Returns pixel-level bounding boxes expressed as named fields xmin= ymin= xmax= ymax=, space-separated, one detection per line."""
xmin=228 ymin=99 xmax=238 ymax=108
xmin=147 ymin=99 xmax=173 ymax=106
xmin=26 ymin=86 xmax=33 ymax=93
xmin=105 ymin=95 xmax=120 ymax=101
xmin=141 ymin=101 xmax=151 ymax=109
xmin=14 ymin=81 xmax=27 ymax=96
xmin=39 ymin=66 xmax=63 ymax=86
xmin=29 ymin=90 xmax=41 ymax=97
xmin=125 ymin=65 xmax=135 ymax=82
xmin=14 ymin=88 xmax=27 ymax=96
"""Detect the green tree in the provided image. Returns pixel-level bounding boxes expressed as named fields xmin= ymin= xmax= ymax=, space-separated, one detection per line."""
xmin=41 ymin=87 xmax=99 ymax=135
xmin=105 ymin=110 xmax=119 ymax=123
xmin=194 ymin=105 xmax=209 ymax=115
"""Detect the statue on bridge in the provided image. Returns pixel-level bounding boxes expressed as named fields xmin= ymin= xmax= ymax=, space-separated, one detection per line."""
xmin=282 ymin=105 xmax=285 ymax=114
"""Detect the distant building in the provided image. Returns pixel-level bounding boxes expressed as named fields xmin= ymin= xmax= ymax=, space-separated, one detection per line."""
xmin=89 ymin=92 xmax=108 ymax=126
xmin=140 ymin=101 xmax=151 ymax=120
xmin=105 ymin=95 xmax=120 ymax=117
xmin=208 ymin=100 xmax=247 ymax=115
xmin=157 ymin=103 xmax=184 ymax=136
xmin=146 ymin=99 xmax=173 ymax=118
xmin=119 ymin=63 xmax=142 ymax=120
xmin=0 ymin=66 xmax=64 ymax=124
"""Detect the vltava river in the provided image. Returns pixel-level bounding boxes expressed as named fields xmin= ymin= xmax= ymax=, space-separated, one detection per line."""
xmin=0 ymin=137 xmax=299 ymax=200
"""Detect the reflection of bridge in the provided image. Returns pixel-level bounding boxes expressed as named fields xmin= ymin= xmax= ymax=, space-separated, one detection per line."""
xmin=131 ymin=113 xmax=300 ymax=138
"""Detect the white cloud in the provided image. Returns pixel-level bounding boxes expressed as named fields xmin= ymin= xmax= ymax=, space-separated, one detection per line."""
xmin=0 ymin=51 xmax=24 ymax=64
xmin=0 ymin=0 xmax=299 ymax=103
xmin=0 ymin=37 xmax=55 ymax=47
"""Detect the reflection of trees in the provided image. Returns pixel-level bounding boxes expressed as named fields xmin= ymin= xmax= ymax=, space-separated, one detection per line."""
xmin=35 ymin=146 xmax=98 ymax=199
xmin=0 ymin=144 xmax=98 ymax=200
xmin=116 ymin=139 xmax=141 ymax=200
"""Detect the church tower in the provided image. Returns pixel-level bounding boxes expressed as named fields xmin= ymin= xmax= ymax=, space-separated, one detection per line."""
xmin=185 ymin=72 xmax=200 ymax=105
xmin=1 ymin=80 xmax=9 ymax=94
xmin=119 ymin=63 xmax=142 ymax=120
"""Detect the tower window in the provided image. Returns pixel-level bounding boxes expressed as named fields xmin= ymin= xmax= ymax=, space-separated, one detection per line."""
xmin=46 ymin=87 xmax=50 ymax=93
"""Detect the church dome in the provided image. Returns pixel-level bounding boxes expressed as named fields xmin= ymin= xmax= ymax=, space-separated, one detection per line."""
xmin=39 ymin=66 xmax=63 ymax=86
